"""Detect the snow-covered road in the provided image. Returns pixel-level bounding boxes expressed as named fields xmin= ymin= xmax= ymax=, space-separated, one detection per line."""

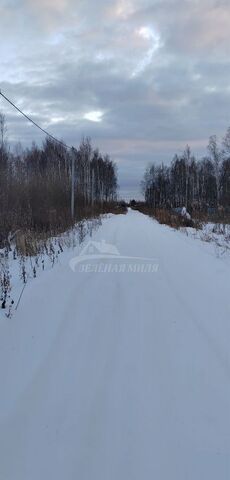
xmin=0 ymin=209 xmax=230 ymax=479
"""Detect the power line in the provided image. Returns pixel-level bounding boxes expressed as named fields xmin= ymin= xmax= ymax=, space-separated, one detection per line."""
xmin=0 ymin=89 xmax=77 ymax=218
xmin=0 ymin=89 xmax=73 ymax=151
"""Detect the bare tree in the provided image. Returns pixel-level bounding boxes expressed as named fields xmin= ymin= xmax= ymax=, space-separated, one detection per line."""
xmin=223 ymin=127 xmax=230 ymax=155
xmin=0 ymin=112 xmax=7 ymax=148
xmin=208 ymin=135 xmax=222 ymax=206
xmin=0 ymin=112 xmax=7 ymax=173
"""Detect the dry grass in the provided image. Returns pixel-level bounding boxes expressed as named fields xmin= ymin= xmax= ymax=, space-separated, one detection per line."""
xmin=131 ymin=203 xmax=202 ymax=229
xmin=5 ymin=202 xmax=128 ymax=257
xmin=192 ymin=210 xmax=230 ymax=225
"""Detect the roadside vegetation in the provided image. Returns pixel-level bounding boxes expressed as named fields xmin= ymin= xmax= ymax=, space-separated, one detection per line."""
xmin=0 ymin=112 xmax=118 ymax=249
xmin=141 ymin=129 xmax=230 ymax=222
xmin=139 ymin=128 xmax=230 ymax=228
xmin=0 ymin=111 xmax=122 ymax=315
xmin=132 ymin=130 xmax=230 ymax=255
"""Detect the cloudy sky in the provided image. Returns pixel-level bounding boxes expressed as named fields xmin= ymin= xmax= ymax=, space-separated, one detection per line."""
xmin=1 ymin=0 xmax=230 ymax=198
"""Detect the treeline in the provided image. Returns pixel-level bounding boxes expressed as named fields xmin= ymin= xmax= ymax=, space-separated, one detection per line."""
xmin=0 ymin=113 xmax=118 ymax=245
xmin=142 ymin=129 xmax=230 ymax=212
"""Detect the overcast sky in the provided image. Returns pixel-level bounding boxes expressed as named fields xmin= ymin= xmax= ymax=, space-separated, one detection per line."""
xmin=1 ymin=0 xmax=230 ymax=198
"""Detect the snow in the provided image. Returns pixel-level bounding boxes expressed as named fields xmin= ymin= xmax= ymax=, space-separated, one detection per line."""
xmin=181 ymin=205 xmax=191 ymax=220
xmin=0 ymin=209 xmax=230 ymax=479
xmin=185 ymin=221 xmax=230 ymax=257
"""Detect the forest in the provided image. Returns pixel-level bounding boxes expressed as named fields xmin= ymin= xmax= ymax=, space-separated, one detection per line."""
xmin=142 ymin=129 xmax=230 ymax=213
xmin=0 ymin=112 xmax=118 ymax=247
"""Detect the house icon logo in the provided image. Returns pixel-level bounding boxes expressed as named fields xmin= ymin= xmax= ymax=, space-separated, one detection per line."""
xmin=79 ymin=240 xmax=120 ymax=258
xmin=69 ymin=240 xmax=121 ymax=272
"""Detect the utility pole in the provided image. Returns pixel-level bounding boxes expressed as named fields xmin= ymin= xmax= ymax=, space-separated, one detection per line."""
xmin=71 ymin=147 xmax=76 ymax=219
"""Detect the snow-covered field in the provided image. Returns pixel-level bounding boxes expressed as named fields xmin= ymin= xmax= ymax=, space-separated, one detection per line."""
xmin=0 ymin=209 xmax=230 ymax=480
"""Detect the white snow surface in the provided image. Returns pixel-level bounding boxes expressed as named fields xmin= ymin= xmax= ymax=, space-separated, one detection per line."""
xmin=0 ymin=209 xmax=230 ymax=480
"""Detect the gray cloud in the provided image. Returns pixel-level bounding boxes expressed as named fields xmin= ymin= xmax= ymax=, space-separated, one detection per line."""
xmin=0 ymin=0 xmax=230 ymax=198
